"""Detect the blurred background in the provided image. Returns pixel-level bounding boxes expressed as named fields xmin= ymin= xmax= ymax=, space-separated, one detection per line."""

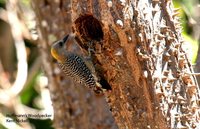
xmin=0 ymin=0 xmax=199 ymax=129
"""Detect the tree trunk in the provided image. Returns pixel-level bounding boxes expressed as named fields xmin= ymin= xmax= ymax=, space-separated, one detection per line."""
xmin=33 ymin=0 xmax=200 ymax=129
xmin=32 ymin=0 xmax=117 ymax=129
xmin=71 ymin=0 xmax=200 ymax=129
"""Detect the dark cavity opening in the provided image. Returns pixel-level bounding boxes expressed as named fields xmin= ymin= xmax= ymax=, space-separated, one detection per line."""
xmin=74 ymin=14 xmax=103 ymax=41
xmin=100 ymin=77 xmax=112 ymax=91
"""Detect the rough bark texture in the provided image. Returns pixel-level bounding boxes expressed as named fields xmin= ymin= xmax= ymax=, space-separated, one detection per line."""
xmin=32 ymin=0 xmax=200 ymax=128
xmin=71 ymin=0 xmax=200 ymax=129
xmin=32 ymin=0 xmax=117 ymax=129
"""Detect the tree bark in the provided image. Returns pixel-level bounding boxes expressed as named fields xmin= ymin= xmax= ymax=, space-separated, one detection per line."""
xmin=32 ymin=0 xmax=200 ymax=128
xmin=32 ymin=0 xmax=117 ymax=129
xmin=71 ymin=0 xmax=200 ymax=129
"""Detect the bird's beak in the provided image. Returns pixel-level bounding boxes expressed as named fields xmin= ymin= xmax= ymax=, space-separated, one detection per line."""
xmin=62 ymin=34 xmax=69 ymax=44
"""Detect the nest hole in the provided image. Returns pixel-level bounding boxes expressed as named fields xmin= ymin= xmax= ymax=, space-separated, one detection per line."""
xmin=74 ymin=14 xmax=103 ymax=42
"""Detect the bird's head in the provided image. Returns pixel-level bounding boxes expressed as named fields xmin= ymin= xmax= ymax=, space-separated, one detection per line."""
xmin=51 ymin=35 xmax=69 ymax=63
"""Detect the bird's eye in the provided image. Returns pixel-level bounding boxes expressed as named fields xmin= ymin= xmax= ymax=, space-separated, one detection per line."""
xmin=58 ymin=41 xmax=63 ymax=47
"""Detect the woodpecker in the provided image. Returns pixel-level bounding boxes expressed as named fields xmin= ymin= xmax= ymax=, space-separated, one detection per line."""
xmin=51 ymin=34 xmax=105 ymax=94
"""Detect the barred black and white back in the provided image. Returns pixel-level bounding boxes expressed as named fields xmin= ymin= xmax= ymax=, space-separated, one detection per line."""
xmin=58 ymin=53 xmax=99 ymax=90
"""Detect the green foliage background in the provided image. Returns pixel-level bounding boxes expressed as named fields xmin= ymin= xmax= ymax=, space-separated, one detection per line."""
xmin=173 ymin=0 xmax=199 ymax=63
